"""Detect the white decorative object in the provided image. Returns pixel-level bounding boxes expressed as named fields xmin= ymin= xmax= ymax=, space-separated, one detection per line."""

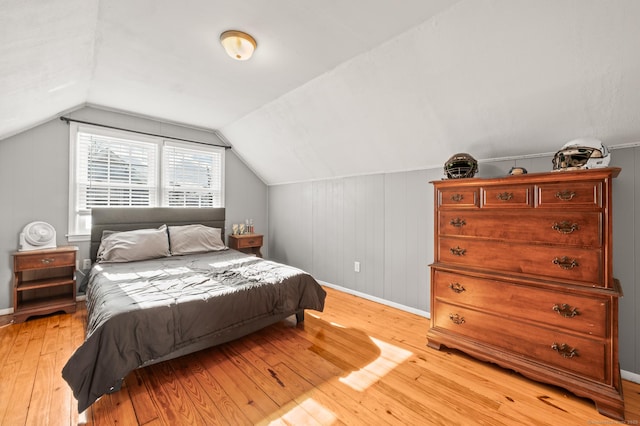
xmin=19 ymin=221 xmax=57 ymax=251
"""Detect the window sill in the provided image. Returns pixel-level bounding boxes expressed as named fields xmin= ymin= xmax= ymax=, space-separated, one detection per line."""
xmin=67 ymin=234 xmax=90 ymax=243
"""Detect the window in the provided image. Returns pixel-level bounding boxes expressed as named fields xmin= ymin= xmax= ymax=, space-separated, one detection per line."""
xmin=68 ymin=123 xmax=225 ymax=240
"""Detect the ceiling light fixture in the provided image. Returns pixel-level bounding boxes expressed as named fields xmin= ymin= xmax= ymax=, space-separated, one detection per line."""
xmin=220 ymin=30 xmax=257 ymax=61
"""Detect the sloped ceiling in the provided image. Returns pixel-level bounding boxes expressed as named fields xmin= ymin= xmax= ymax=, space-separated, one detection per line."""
xmin=2 ymin=0 xmax=639 ymax=184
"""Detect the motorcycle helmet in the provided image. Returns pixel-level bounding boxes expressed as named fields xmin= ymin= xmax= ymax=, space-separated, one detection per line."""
xmin=552 ymin=138 xmax=610 ymax=171
xmin=444 ymin=153 xmax=478 ymax=179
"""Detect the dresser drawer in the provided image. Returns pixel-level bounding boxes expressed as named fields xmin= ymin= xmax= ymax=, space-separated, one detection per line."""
xmin=432 ymin=270 xmax=608 ymax=338
xmin=536 ymin=181 xmax=602 ymax=207
xmin=15 ymin=251 xmax=76 ymax=271
xmin=437 ymin=187 xmax=479 ymax=208
xmin=438 ymin=210 xmax=601 ymax=247
xmin=432 ymin=302 xmax=607 ymax=382
xmin=481 ymin=185 xmax=533 ymax=208
xmin=437 ymin=237 xmax=603 ymax=286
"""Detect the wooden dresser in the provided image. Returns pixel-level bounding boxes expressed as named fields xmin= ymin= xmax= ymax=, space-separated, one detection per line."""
xmin=428 ymin=167 xmax=624 ymax=420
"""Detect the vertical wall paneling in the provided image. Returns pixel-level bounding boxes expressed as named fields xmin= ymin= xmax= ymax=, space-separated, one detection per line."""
xmin=341 ymin=178 xmax=358 ymax=292
xmin=383 ymin=171 xmax=429 ymax=309
xmin=267 ymin=182 xmax=313 ymax=272
xmin=351 ymin=175 xmax=385 ymax=298
xmin=516 ymin=155 xmax=555 ymax=174
xmin=635 ymin=147 xmax=640 ymax=375
xmin=611 ymin=147 xmax=636 ymax=372
xmin=476 ymin=159 xmax=514 ymax=178
xmin=267 ymin=150 xmax=638 ymax=376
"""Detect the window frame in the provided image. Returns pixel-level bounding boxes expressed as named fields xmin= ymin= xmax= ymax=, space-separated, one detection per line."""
xmin=68 ymin=123 xmax=225 ymax=241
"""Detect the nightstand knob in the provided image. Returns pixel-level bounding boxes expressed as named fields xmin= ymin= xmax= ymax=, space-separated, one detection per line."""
xmin=41 ymin=258 xmax=55 ymax=264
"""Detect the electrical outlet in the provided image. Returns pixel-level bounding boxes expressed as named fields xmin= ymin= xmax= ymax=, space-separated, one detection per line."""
xmin=82 ymin=259 xmax=92 ymax=270
xmin=354 ymin=261 xmax=360 ymax=273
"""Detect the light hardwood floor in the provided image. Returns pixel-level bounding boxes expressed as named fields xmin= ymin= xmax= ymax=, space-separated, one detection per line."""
xmin=0 ymin=286 xmax=638 ymax=425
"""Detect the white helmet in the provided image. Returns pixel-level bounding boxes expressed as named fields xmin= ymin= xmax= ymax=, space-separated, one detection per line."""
xmin=552 ymin=138 xmax=610 ymax=171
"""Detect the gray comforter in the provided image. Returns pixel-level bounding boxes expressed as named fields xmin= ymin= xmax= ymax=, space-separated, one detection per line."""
xmin=62 ymin=249 xmax=326 ymax=412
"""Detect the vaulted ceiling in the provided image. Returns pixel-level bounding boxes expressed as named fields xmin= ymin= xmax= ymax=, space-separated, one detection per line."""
xmin=2 ymin=0 xmax=639 ymax=184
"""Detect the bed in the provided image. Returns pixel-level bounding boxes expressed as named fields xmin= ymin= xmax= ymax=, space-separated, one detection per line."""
xmin=61 ymin=207 xmax=326 ymax=413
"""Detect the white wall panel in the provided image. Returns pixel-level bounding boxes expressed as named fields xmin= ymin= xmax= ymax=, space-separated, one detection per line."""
xmin=348 ymin=175 xmax=385 ymax=298
xmin=384 ymin=170 xmax=429 ymax=310
xmin=268 ymin=182 xmax=313 ymax=272
xmin=611 ymin=147 xmax=638 ymax=373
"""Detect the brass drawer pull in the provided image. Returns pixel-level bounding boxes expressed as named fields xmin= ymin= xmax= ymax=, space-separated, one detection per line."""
xmin=555 ymin=190 xmax=576 ymax=201
xmin=448 ymin=282 xmax=466 ymax=293
xmin=552 ymin=221 xmax=579 ymax=234
xmin=551 ymin=343 xmax=578 ymax=359
xmin=553 ymin=256 xmax=579 ymax=270
xmin=449 ymin=246 xmax=466 ymax=256
xmin=450 ymin=193 xmax=464 ymax=202
xmin=496 ymin=192 xmax=513 ymax=201
xmin=552 ymin=303 xmax=579 ymax=318
xmin=40 ymin=258 xmax=56 ymax=264
xmin=449 ymin=218 xmax=466 ymax=228
xmin=449 ymin=313 xmax=465 ymax=325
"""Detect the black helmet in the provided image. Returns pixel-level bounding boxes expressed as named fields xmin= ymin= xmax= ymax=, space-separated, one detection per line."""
xmin=444 ymin=153 xmax=478 ymax=179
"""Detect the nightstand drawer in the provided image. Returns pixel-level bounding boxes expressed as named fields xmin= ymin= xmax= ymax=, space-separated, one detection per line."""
xmin=15 ymin=251 xmax=76 ymax=271
xmin=235 ymin=235 xmax=263 ymax=248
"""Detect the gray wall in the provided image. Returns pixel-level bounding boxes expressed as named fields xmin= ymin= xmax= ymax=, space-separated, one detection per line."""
xmin=268 ymin=148 xmax=639 ymax=376
xmin=0 ymin=106 xmax=268 ymax=310
xmin=1 ymin=111 xmax=637 ymax=377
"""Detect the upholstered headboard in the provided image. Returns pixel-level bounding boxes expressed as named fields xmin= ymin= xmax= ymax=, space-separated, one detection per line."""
xmin=90 ymin=207 xmax=226 ymax=262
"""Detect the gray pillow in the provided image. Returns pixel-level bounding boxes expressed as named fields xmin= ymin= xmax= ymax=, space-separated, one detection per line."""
xmin=97 ymin=225 xmax=170 ymax=263
xmin=168 ymin=224 xmax=226 ymax=255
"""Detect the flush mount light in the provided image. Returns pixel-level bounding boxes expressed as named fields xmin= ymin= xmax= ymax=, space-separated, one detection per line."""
xmin=220 ymin=30 xmax=257 ymax=61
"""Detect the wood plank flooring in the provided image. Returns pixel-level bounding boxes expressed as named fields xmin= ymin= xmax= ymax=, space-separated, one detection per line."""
xmin=0 ymin=286 xmax=639 ymax=425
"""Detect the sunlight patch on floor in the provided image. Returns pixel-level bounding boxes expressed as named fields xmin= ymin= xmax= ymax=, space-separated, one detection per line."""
xmin=339 ymin=336 xmax=413 ymax=392
xmin=270 ymin=397 xmax=337 ymax=425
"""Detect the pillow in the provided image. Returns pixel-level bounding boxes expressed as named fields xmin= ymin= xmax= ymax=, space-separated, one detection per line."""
xmin=97 ymin=225 xmax=170 ymax=263
xmin=168 ymin=224 xmax=226 ymax=255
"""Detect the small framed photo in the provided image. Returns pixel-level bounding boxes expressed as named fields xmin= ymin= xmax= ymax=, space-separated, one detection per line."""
xmin=238 ymin=224 xmax=245 ymax=234
xmin=232 ymin=224 xmax=239 ymax=235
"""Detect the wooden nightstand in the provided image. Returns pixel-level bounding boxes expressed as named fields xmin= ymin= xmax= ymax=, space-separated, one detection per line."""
xmin=228 ymin=234 xmax=263 ymax=258
xmin=12 ymin=246 xmax=77 ymax=323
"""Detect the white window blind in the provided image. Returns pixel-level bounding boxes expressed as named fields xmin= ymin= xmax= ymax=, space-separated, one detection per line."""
xmin=77 ymin=132 xmax=158 ymax=209
xmin=163 ymin=142 xmax=223 ymax=207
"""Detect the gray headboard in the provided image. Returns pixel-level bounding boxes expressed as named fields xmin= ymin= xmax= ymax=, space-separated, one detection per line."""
xmin=90 ymin=207 xmax=226 ymax=262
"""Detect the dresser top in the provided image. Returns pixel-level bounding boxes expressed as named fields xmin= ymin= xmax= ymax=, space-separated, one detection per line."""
xmin=431 ymin=166 xmax=620 ymax=187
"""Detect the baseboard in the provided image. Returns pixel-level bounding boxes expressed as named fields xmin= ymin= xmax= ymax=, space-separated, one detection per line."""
xmin=621 ymin=369 xmax=640 ymax=384
xmin=0 ymin=307 xmax=12 ymax=316
xmin=319 ymin=281 xmax=430 ymax=319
